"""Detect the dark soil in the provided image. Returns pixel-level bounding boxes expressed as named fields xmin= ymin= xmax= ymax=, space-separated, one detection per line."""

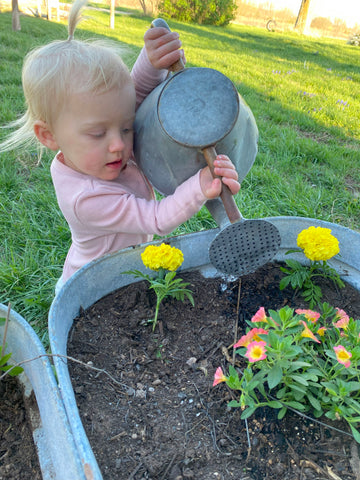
xmin=65 ymin=261 xmax=360 ymax=480
xmin=0 ymin=375 xmax=41 ymax=480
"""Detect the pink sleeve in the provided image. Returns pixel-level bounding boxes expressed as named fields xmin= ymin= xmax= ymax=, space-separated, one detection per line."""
xmin=131 ymin=47 xmax=168 ymax=110
xmin=75 ymin=171 xmax=207 ymax=236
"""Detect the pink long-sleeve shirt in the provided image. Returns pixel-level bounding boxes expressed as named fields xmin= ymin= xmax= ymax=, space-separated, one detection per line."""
xmin=51 ymin=48 xmax=207 ymax=283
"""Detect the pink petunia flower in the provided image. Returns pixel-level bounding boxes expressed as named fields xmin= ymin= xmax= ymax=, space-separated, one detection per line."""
xmin=251 ymin=307 xmax=267 ymax=323
xmin=295 ymin=309 xmax=321 ymax=323
xmin=333 ymin=345 xmax=352 ymax=368
xmin=244 ymin=341 xmax=267 ymax=363
xmin=234 ymin=328 xmax=268 ymax=348
xmin=333 ymin=308 xmax=350 ymax=329
xmin=300 ymin=320 xmax=321 ymax=343
xmin=213 ymin=367 xmax=228 ymax=386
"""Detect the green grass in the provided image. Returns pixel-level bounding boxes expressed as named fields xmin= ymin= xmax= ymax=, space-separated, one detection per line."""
xmin=0 ymin=9 xmax=359 ymax=342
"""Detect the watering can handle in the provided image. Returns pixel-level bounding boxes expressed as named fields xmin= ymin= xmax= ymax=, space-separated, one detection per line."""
xmin=151 ymin=18 xmax=185 ymax=72
xmin=202 ymin=146 xmax=242 ymax=224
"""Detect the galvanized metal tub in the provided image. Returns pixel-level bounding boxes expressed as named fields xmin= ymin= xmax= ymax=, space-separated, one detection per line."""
xmin=0 ymin=304 xmax=86 ymax=480
xmin=48 ymin=217 xmax=360 ymax=480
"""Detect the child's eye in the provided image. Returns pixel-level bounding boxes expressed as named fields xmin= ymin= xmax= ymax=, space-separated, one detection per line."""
xmin=89 ymin=131 xmax=105 ymax=138
xmin=122 ymin=128 xmax=133 ymax=135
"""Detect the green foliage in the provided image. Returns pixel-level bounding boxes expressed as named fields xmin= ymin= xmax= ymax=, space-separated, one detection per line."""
xmin=0 ymin=345 xmax=23 ymax=377
xmin=347 ymin=32 xmax=360 ymax=46
xmin=0 ymin=317 xmax=24 ymax=378
xmin=214 ymin=305 xmax=360 ymax=442
xmin=123 ymin=269 xmax=194 ymax=331
xmin=157 ymin=0 xmax=237 ymax=26
xmin=280 ymin=252 xmax=345 ymax=308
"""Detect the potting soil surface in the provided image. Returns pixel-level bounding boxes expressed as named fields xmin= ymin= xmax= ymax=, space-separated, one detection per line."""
xmin=63 ymin=261 xmax=360 ymax=480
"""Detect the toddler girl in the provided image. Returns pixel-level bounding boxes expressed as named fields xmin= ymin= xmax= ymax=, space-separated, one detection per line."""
xmin=0 ymin=0 xmax=240 ymax=292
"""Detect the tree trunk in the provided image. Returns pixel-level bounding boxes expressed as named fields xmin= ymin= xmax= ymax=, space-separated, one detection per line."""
xmin=110 ymin=0 xmax=115 ymax=28
xmin=12 ymin=0 xmax=21 ymax=31
xmin=139 ymin=0 xmax=147 ymax=15
xmin=294 ymin=0 xmax=311 ymax=34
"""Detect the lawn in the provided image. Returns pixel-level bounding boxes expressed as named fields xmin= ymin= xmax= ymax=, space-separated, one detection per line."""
xmin=0 ymin=7 xmax=359 ymax=343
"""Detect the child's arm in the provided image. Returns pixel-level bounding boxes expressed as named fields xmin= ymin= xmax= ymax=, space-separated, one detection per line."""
xmin=131 ymin=26 xmax=184 ymax=109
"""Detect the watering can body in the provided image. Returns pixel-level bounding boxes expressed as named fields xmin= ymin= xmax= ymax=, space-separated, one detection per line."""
xmin=134 ymin=67 xmax=259 ymax=196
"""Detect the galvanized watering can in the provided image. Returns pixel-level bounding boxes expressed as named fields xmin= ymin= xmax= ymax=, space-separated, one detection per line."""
xmin=134 ymin=19 xmax=281 ymax=276
xmin=134 ymin=21 xmax=258 ymax=195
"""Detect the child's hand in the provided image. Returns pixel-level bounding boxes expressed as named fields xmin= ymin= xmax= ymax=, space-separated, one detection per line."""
xmin=200 ymin=155 xmax=240 ymax=200
xmin=144 ymin=27 xmax=185 ymax=70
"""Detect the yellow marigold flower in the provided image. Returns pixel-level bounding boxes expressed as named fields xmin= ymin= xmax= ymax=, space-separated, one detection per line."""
xmin=141 ymin=244 xmax=184 ymax=271
xmin=297 ymin=226 xmax=339 ymax=261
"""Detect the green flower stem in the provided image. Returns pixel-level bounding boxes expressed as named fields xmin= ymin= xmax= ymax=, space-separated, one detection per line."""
xmin=157 ymin=268 xmax=165 ymax=281
xmin=153 ymin=297 xmax=162 ymax=331
xmin=123 ymin=264 xmax=194 ymax=332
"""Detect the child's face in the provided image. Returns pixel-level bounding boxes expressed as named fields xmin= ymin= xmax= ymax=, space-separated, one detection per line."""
xmin=51 ymin=83 xmax=136 ymax=181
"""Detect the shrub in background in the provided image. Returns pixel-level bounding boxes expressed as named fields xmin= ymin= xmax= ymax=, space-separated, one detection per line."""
xmin=347 ymin=32 xmax=360 ymax=46
xmin=157 ymin=0 xmax=237 ymax=26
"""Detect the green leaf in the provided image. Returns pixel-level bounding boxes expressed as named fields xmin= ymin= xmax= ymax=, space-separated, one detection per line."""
xmin=0 ymin=352 xmax=12 ymax=367
xmin=164 ymin=271 xmax=177 ymax=282
xmin=346 ymin=382 xmax=360 ymax=393
xmin=227 ymin=376 xmax=243 ymax=390
xmin=285 ymin=401 xmax=306 ymax=411
xmin=285 ymin=259 xmax=302 ymax=269
xmin=306 ymin=393 xmax=322 ymax=411
xmin=246 ymin=379 xmax=260 ymax=391
xmin=122 ymin=269 xmax=151 ymax=281
xmin=267 ymin=330 xmax=281 ymax=349
xmin=284 ymin=249 xmax=302 ymax=256
xmin=307 ymin=368 xmax=322 ymax=378
xmin=278 ymin=406 xmax=288 ymax=419
xmin=289 ymin=361 xmax=312 ymax=371
xmin=276 ymin=387 xmax=287 ymax=399
xmin=228 ymin=364 xmax=238 ymax=377
xmin=279 ymin=276 xmax=291 ymax=290
xmin=291 ymin=374 xmax=309 ymax=386
xmin=350 ymin=425 xmax=360 ymax=444
xmin=288 ymin=383 xmax=307 ymax=394
xmin=267 ymin=364 xmax=283 ymax=389
xmin=267 ymin=400 xmax=283 ymax=409
xmin=321 ymin=382 xmax=338 ymax=397
xmin=227 ymin=400 xmax=242 ymax=408
xmin=7 ymin=366 xmax=24 ymax=376
xmin=0 ymin=364 xmax=23 ymax=376
xmin=240 ymin=406 xmax=257 ymax=419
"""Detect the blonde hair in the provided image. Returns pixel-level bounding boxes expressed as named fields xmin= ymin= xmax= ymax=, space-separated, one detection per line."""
xmin=0 ymin=0 xmax=132 ymax=155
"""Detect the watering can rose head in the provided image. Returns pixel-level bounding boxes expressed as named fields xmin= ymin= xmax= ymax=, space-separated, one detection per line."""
xmin=297 ymin=226 xmax=340 ymax=261
xmin=141 ymin=244 xmax=184 ymax=272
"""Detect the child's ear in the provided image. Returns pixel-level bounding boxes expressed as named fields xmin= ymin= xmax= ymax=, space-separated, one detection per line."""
xmin=34 ymin=121 xmax=59 ymax=151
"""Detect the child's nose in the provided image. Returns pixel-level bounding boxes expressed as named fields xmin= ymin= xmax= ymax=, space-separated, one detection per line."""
xmin=109 ymin=134 xmax=125 ymax=153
